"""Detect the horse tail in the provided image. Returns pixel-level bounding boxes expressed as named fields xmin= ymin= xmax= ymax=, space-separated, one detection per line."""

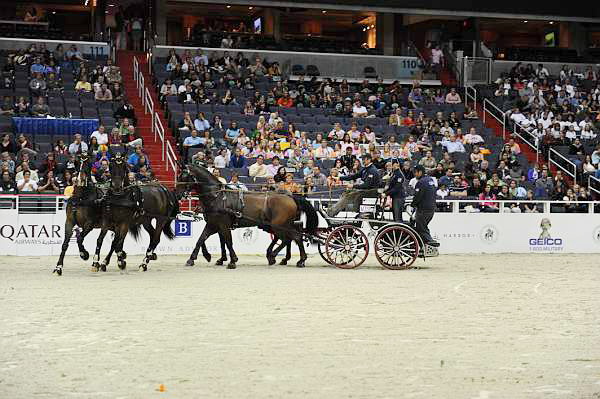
xmin=128 ymin=222 xmax=142 ymax=242
xmin=162 ymin=221 xmax=176 ymax=240
xmin=293 ymin=195 xmax=319 ymax=235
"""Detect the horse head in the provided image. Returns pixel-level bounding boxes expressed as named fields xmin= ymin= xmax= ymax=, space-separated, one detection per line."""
xmin=110 ymin=152 xmax=128 ymax=193
xmin=185 ymin=164 xmax=223 ymax=204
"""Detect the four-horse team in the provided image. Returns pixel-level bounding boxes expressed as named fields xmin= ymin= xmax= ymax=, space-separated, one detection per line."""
xmin=54 ymin=153 xmax=439 ymax=275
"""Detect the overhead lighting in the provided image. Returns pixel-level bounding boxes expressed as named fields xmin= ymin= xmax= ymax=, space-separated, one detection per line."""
xmin=371 ymin=24 xmax=374 ymax=28
xmin=52 ymin=11 xmax=56 ymax=14
xmin=226 ymin=5 xmax=231 ymax=8
xmin=549 ymin=21 xmax=554 ymax=24
xmin=84 ymin=0 xmax=89 ymax=5
xmin=362 ymin=28 xmax=366 ymax=32
xmin=322 ymin=10 xmax=326 ymax=13
xmin=366 ymin=26 xmax=370 ymax=30
xmin=108 ymin=3 xmax=115 ymax=6
xmin=248 ymin=6 xmax=253 ymax=9
xmin=523 ymin=20 xmax=528 ymax=23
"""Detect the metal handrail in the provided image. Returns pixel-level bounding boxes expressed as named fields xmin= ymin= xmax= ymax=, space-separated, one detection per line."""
xmin=511 ymin=119 xmax=538 ymax=162
xmin=133 ymin=56 xmax=139 ymax=86
xmin=154 ymin=111 xmax=165 ymax=162
xmin=166 ymin=139 xmax=178 ymax=182
xmin=464 ymin=85 xmax=477 ymax=108
xmin=548 ymin=148 xmax=577 ymax=180
xmin=588 ymin=175 xmax=600 ymax=195
xmin=145 ymin=87 xmax=155 ymax=135
xmin=138 ymin=73 xmax=145 ymax=105
xmin=482 ymin=98 xmax=506 ymax=140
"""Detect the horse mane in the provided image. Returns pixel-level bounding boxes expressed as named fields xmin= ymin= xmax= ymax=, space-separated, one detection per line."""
xmin=188 ymin=165 xmax=222 ymax=187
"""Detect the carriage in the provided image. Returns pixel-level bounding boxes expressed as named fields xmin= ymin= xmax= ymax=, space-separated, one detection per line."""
xmin=313 ymin=194 xmax=439 ymax=270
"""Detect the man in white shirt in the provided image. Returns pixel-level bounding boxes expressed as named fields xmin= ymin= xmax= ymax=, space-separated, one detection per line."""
xmin=315 ymin=141 xmax=334 ymax=159
xmin=352 ymin=100 xmax=368 ymax=118
xmin=441 ymin=135 xmax=465 ymax=154
xmin=464 ymin=127 xmax=485 ymax=145
xmin=445 ymin=88 xmax=462 ymax=104
xmin=15 ymin=162 xmax=39 ymax=182
xmin=535 ymin=64 xmax=549 ymax=79
xmin=17 ymin=170 xmax=38 ymax=192
xmin=90 ymin=125 xmax=109 ymax=145
xmin=68 ymin=134 xmax=89 ymax=155
xmin=227 ymin=174 xmax=248 ymax=191
xmin=509 ymin=108 xmax=530 ymax=127
xmin=249 ymin=155 xmax=269 ymax=178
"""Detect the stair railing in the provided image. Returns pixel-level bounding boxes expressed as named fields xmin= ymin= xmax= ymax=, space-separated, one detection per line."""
xmin=154 ymin=112 xmax=166 ymax=162
xmin=165 ymin=138 xmax=178 ymax=183
xmin=482 ymin=97 xmax=506 ymax=140
xmin=549 ymin=147 xmax=577 ymax=181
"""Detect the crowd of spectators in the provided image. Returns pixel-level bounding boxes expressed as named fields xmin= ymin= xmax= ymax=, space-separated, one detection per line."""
xmin=0 ymin=44 xmax=156 ymax=195
xmin=151 ymin=49 xmax=595 ymax=213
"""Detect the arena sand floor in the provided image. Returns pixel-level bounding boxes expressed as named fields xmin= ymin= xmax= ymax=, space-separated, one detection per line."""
xmin=1 ymin=254 xmax=599 ymax=399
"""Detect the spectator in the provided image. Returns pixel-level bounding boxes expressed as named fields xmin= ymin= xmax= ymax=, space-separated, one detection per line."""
xmin=249 ymin=155 xmax=268 ymax=178
xmin=31 ymin=97 xmax=50 ymax=117
xmin=68 ymin=134 xmax=88 ymax=155
xmin=90 ymin=125 xmax=109 ymax=145
xmin=127 ymin=146 xmax=145 ymax=167
xmin=75 ymin=76 xmax=92 ymax=92
xmin=441 ymin=135 xmax=465 ymax=154
xmin=229 ymin=147 xmax=246 ymax=168
xmin=37 ymin=170 xmax=60 ymax=193
xmin=534 ymin=170 xmax=554 ymax=198
xmin=310 ymin=166 xmax=327 ymax=186
xmin=479 ymin=185 xmax=499 ymax=212
xmin=0 ymin=134 xmax=14 ymax=154
xmin=29 ymin=72 xmax=46 ymax=96
xmin=95 ymin=83 xmax=113 ymax=101
xmin=16 ymin=170 xmax=38 ymax=192
xmin=280 ymin=173 xmax=300 ymax=193
xmin=14 ymin=96 xmax=29 ymax=116
xmin=352 ymin=100 xmax=368 ymax=118
xmin=445 ymin=88 xmax=462 ymax=104
xmin=227 ymin=173 xmax=248 ymax=191
xmin=182 ymin=129 xmax=204 ymax=162
xmin=213 ymin=148 xmax=230 ymax=169
xmin=0 ymin=170 xmax=16 ymax=193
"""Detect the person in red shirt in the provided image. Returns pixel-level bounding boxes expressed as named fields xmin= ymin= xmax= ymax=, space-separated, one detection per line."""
xmin=277 ymin=94 xmax=294 ymax=108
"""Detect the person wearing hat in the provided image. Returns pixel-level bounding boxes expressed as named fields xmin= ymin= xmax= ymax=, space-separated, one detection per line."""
xmin=385 ymin=162 xmax=407 ymax=223
xmin=327 ymin=154 xmax=382 ymax=217
xmin=411 ymin=165 xmax=440 ymax=247
xmin=339 ymin=154 xmax=381 ymax=190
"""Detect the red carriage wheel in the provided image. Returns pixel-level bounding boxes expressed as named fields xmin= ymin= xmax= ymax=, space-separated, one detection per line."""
xmin=324 ymin=225 xmax=369 ymax=269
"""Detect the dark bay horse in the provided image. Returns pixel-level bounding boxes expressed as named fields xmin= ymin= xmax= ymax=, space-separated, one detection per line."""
xmin=179 ymin=165 xmax=318 ymax=268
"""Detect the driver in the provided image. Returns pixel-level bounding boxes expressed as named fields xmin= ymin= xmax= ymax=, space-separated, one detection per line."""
xmin=339 ymin=154 xmax=381 ymax=190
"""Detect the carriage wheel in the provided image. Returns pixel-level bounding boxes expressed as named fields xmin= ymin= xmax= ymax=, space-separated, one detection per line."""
xmin=317 ymin=242 xmax=334 ymax=265
xmin=324 ymin=225 xmax=369 ymax=269
xmin=316 ymin=229 xmax=334 ymax=265
xmin=374 ymin=225 xmax=420 ymax=270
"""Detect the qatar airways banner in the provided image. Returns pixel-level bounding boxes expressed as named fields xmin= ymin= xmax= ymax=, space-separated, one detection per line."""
xmin=1 ymin=210 xmax=600 ymax=257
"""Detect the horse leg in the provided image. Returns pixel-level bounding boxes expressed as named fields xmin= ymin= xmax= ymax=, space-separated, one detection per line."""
xmin=76 ymin=224 xmax=94 ymax=262
xmin=214 ymin=232 xmax=228 ymax=266
xmin=101 ymin=243 xmax=114 ymax=272
xmin=139 ymin=220 xmax=161 ymax=272
xmin=294 ymin=233 xmax=308 ymax=268
xmin=279 ymin=240 xmax=293 ymax=266
xmin=265 ymin=237 xmax=278 ymax=266
xmin=220 ymin=229 xmax=237 ymax=269
xmin=186 ymin=224 xmax=217 ymax=267
xmin=91 ymin=228 xmax=108 ymax=272
xmin=114 ymin=224 xmax=129 ymax=272
xmin=54 ymin=216 xmax=75 ymax=275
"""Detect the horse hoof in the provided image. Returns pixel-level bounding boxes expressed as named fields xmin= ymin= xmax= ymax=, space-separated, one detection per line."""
xmin=121 ymin=252 xmax=127 ymax=260
xmin=118 ymin=260 xmax=126 ymax=270
xmin=80 ymin=251 xmax=89 ymax=261
xmin=227 ymin=263 xmax=237 ymax=269
xmin=296 ymin=261 xmax=306 ymax=268
xmin=149 ymin=253 xmax=157 ymax=261
xmin=185 ymin=259 xmax=195 ymax=267
xmin=100 ymin=264 xmax=107 ymax=272
xmin=139 ymin=264 xmax=148 ymax=272
xmin=215 ymin=258 xmax=226 ymax=266
xmin=203 ymin=253 xmax=212 ymax=263
xmin=91 ymin=262 xmax=100 ymax=272
xmin=267 ymin=258 xmax=276 ymax=266
xmin=279 ymin=259 xmax=288 ymax=266
xmin=53 ymin=267 xmax=62 ymax=276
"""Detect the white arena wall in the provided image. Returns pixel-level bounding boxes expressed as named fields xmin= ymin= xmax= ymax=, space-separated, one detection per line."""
xmin=1 ymin=210 xmax=599 ymax=256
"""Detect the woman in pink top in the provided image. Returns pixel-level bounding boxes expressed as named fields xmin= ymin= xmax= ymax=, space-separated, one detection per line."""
xmin=479 ymin=185 xmax=499 ymax=212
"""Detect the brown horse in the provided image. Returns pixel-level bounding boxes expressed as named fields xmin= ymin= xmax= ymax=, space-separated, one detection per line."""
xmin=179 ymin=165 xmax=318 ymax=268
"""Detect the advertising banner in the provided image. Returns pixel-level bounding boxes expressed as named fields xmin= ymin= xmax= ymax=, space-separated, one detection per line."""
xmin=1 ymin=211 xmax=599 ymax=256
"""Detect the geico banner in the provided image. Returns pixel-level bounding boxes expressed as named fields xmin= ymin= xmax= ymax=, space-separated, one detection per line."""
xmin=431 ymin=213 xmax=600 ymax=253
xmin=1 ymin=211 xmax=600 ymax=256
